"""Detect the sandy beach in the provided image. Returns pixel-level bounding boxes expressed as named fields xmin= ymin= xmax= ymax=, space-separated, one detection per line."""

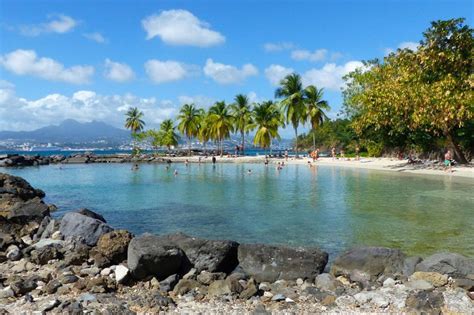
xmin=164 ymin=155 xmax=474 ymax=179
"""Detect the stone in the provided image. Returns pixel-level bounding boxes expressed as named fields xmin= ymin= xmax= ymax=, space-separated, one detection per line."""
xmin=208 ymin=280 xmax=232 ymax=297
xmin=39 ymin=219 xmax=58 ymax=240
xmin=38 ymin=298 xmax=60 ymax=312
xmin=59 ymin=211 xmax=113 ymax=246
xmin=238 ymin=243 xmax=328 ymax=282
xmin=59 ymin=274 xmax=78 ymax=284
xmin=415 ymin=252 xmax=474 ymax=278
xmin=443 ymin=289 xmax=474 ymax=313
xmin=51 ymin=231 xmax=62 ymax=240
xmin=31 ymin=238 xmax=64 ymax=249
xmin=5 ymin=198 xmax=50 ymax=221
xmin=197 ymin=271 xmax=226 ymax=285
xmin=405 ymin=290 xmax=444 ymax=312
xmin=159 ymin=274 xmax=179 ymax=292
xmin=331 ymin=247 xmax=406 ymax=280
xmin=271 ymin=293 xmax=286 ymax=301
xmin=77 ymin=208 xmax=106 ymax=222
xmin=315 ymin=273 xmax=340 ymax=292
xmin=173 ymin=279 xmax=202 ymax=296
xmin=21 ymin=235 xmax=32 ymax=245
xmin=93 ymin=230 xmax=132 ymax=266
xmin=101 ymin=267 xmax=112 ymax=276
xmin=406 ymin=279 xmax=434 ymax=290
xmin=183 ymin=268 xmax=197 ymax=279
xmin=0 ymin=232 xmax=13 ymax=250
xmin=240 ymin=278 xmax=258 ymax=300
xmin=30 ymin=244 xmax=62 ymax=265
xmin=127 ymin=234 xmax=186 ymax=280
xmin=409 ymin=271 xmax=448 ymax=287
xmin=10 ymin=277 xmax=37 ymax=296
xmin=0 ymin=287 xmax=14 ymax=299
xmin=45 ymin=279 xmax=62 ymax=294
xmin=296 ymin=278 xmax=304 ymax=286
xmin=115 ymin=264 xmax=129 ymax=283
xmin=403 ymin=256 xmax=423 ymax=276
xmin=383 ymin=277 xmax=396 ymax=287
xmin=6 ymin=245 xmax=21 ymax=261
xmin=335 ymin=295 xmax=356 ymax=308
xmin=452 ymin=278 xmax=474 ymax=291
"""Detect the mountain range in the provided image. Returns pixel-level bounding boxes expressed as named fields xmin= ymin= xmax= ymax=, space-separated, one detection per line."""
xmin=0 ymin=120 xmax=130 ymax=143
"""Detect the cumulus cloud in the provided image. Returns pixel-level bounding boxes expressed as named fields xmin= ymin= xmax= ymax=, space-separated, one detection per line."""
xmin=104 ymin=59 xmax=135 ymax=82
xmin=302 ymin=61 xmax=364 ymax=91
xmin=144 ymin=59 xmax=194 ymax=84
xmin=19 ymin=14 xmax=77 ymax=36
xmin=264 ymin=64 xmax=294 ymax=86
xmin=0 ymin=85 xmax=176 ymax=131
xmin=263 ymin=42 xmax=295 ymax=52
xmin=291 ymin=49 xmax=328 ymax=62
xmin=142 ymin=9 xmax=225 ymax=47
xmin=0 ymin=49 xmax=94 ymax=84
xmin=83 ymin=32 xmax=107 ymax=43
xmin=203 ymin=59 xmax=258 ymax=84
xmin=178 ymin=95 xmax=215 ymax=107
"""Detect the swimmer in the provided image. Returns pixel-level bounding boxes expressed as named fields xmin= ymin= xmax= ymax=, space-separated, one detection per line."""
xmin=174 ymin=169 xmax=178 ymax=176
xmin=247 ymin=169 xmax=252 ymax=174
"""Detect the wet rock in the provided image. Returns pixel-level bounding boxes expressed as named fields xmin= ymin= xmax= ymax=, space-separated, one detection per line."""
xmin=415 ymin=252 xmax=474 ymax=278
xmin=6 ymin=245 xmax=21 ymax=261
xmin=127 ymin=234 xmax=186 ymax=280
xmin=60 ymin=211 xmax=113 ymax=246
xmin=159 ymin=274 xmax=179 ymax=292
xmin=315 ymin=273 xmax=340 ymax=292
xmin=197 ymin=271 xmax=226 ymax=285
xmin=331 ymin=247 xmax=405 ymax=280
xmin=405 ymin=290 xmax=444 ymax=312
xmin=92 ymin=230 xmax=132 ymax=266
xmin=238 ymin=243 xmax=328 ymax=282
xmin=409 ymin=271 xmax=448 ymax=287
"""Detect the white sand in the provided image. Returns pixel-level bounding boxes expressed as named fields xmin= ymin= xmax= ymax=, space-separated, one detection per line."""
xmin=165 ymin=155 xmax=474 ymax=179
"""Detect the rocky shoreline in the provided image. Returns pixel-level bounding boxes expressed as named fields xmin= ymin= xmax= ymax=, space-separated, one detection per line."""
xmin=0 ymin=172 xmax=473 ymax=314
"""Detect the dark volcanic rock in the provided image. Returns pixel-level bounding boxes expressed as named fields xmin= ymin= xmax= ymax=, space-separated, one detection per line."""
xmin=30 ymin=244 xmax=62 ymax=265
xmin=330 ymin=247 xmax=406 ymax=280
xmin=154 ymin=232 xmax=239 ymax=274
xmin=6 ymin=198 xmax=50 ymax=221
xmin=60 ymin=211 xmax=113 ymax=246
xmin=405 ymin=290 xmax=444 ymax=313
xmin=92 ymin=230 xmax=133 ymax=266
xmin=415 ymin=252 xmax=474 ymax=278
xmin=78 ymin=208 xmax=106 ymax=223
xmin=127 ymin=234 xmax=186 ymax=280
xmin=238 ymin=243 xmax=328 ymax=282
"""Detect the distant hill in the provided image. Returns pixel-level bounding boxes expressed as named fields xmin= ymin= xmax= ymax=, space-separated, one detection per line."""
xmin=0 ymin=119 xmax=130 ymax=143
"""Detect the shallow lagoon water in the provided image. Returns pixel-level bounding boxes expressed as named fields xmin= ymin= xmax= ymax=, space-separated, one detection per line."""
xmin=3 ymin=163 xmax=473 ymax=258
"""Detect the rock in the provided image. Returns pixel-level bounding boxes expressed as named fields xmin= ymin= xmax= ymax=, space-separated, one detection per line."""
xmin=30 ymin=244 xmax=62 ymax=264
xmin=403 ymin=256 xmax=423 ymax=277
xmin=443 ymin=289 xmax=474 ymax=313
xmin=335 ymin=295 xmax=356 ymax=308
xmin=159 ymin=274 xmax=179 ymax=292
xmin=240 ymin=278 xmax=258 ymax=300
xmin=238 ymin=243 xmax=328 ymax=282
xmin=21 ymin=235 xmax=32 ymax=245
xmin=6 ymin=245 xmax=21 ymax=261
xmin=415 ymin=252 xmax=474 ymax=278
xmin=183 ymin=268 xmax=197 ymax=279
xmin=60 ymin=211 xmax=113 ymax=246
xmin=93 ymin=230 xmax=132 ymax=266
xmin=349 ymin=269 xmax=371 ymax=287
xmin=59 ymin=274 xmax=78 ymax=284
xmin=51 ymin=231 xmax=62 ymax=240
xmin=452 ymin=278 xmax=474 ymax=291
xmin=0 ymin=232 xmax=13 ymax=250
xmin=296 ymin=278 xmax=304 ymax=286
xmin=0 ymin=286 xmax=14 ymax=299
xmin=31 ymin=238 xmax=64 ymax=249
xmin=38 ymin=298 xmax=60 ymax=312
xmin=115 ymin=264 xmax=129 ymax=283
xmin=467 ymin=291 xmax=474 ymax=300
xmin=39 ymin=218 xmax=58 ymax=240
xmin=409 ymin=271 xmax=448 ymax=287
xmin=271 ymin=293 xmax=286 ymax=301
xmin=153 ymin=232 xmax=239 ymax=273
xmin=321 ymin=295 xmax=336 ymax=305
xmin=197 ymin=271 xmax=226 ymax=285
xmin=6 ymin=198 xmax=50 ymax=221
xmin=315 ymin=273 xmax=340 ymax=292
xmin=405 ymin=290 xmax=444 ymax=312
xmin=208 ymin=280 xmax=232 ymax=297
xmin=101 ymin=267 xmax=112 ymax=276
xmin=331 ymin=247 xmax=406 ymax=280
xmin=406 ymin=279 xmax=434 ymax=290
xmin=127 ymin=234 xmax=187 ymax=280
xmin=77 ymin=208 xmax=106 ymax=222
xmin=173 ymin=279 xmax=202 ymax=296
xmin=10 ymin=277 xmax=37 ymax=296
xmin=44 ymin=279 xmax=62 ymax=294
xmin=383 ymin=277 xmax=396 ymax=287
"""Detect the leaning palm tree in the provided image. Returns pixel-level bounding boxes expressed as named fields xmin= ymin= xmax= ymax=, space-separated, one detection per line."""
xmin=304 ymin=85 xmax=330 ymax=150
xmin=229 ymin=94 xmax=253 ymax=156
xmin=177 ymin=103 xmax=201 ymax=156
xmin=251 ymin=101 xmax=283 ymax=154
xmin=159 ymin=119 xmax=179 ymax=152
xmin=275 ymin=73 xmax=306 ymax=158
xmin=208 ymin=101 xmax=234 ymax=156
xmin=124 ymin=107 xmax=145 ymax=154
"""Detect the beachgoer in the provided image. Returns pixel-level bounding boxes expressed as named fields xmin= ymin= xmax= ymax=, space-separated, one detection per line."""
xmin=331 ymin=147 xmax=336 ymax=160
xmin=444 ymin=149 xmax=453 ymax=173
xmin=355 ymin=146 xmax=360 ymax=161
xmin=341 ymin=149 xmax=345 ymax=159
xmin=264 ymin=158 xmax=269 ymax=166
xmin=174 ymin=169 xmax=178 ymax=176
xmin=212 ymin=155 xmax=216 ymax=164
xmin=198 ymin=157 xmax=202 ymax=164
xmin=165 ymin=165 xmax=170 ymax=170
xmin=284 ymin=150 xmax=289 ymax=161
xmin=247 ymin=169 xmax=252 ymax=174
xmin=235 ymin=145 xmax=239 ymax=157
xmin=132 ymin=163 xmax=139 ymax=171
xmin=185 ymin=159 xmax=189 ymax=166
xmin=316 ymin=148 xmax=319 ymax=161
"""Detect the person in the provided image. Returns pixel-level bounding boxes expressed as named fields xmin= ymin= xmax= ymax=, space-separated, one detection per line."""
xmin=284 ymin=150 xmax=289 ymax=161
xmin=198 ymin=156 xmax=202 ymax=164
xmin=174 ymin=169 xmax=178 ymax=176
xmin=355 ymin=145 xmax=360 ymax=161
xmin=444 ymin=149 xmax=453 ymax=173
xmin=331 ymin=147 xmax=336 ymax=160
xmin=185 ymin=159 xmax=189 ymax=166
xmin=247 ymin=169 xmax=252 ymax=174
xmin=264 ymin=157 xmax=269 ymax=166
xmin=212 ymin=155 xmax=216 ymax=164
xmin=340 ymin=149 xmax=345 ymax=159
xmin=281 ymin=161 xmax=285 ymax=167
xmin=165 ymin=165 xmax=170 ymax=170
xmin=132 ymin=163 xmax=139 ymax=171
xmin=235 ymin=145 xmax=239 ymax=157
xmin=315 ymin=148 xmax=319 ymax=161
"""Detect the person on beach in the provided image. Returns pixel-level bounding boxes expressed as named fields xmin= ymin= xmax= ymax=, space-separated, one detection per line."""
xmin=198 ymin=157 xmax=202 ymax=164
xmin=285 ymin=150 xmax=289 ymax=161
xmin=264 ymin=157 xmax=269 ymax=166
xmin=235 ymin=145 xmax=239 ymax=157
xmin=340 ymin=149 xmax=345 ymax=159
xmin=331 ymin=147 xmax=336 ymax=160
xmin=444 ymin=149 xmax=453 ymax=172
xmin=355 ymin=145 xmax=360 ymax=161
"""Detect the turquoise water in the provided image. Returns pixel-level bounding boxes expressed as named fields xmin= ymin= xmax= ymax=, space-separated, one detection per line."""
xmin=2 ymin=163 xmax=473 ymax=258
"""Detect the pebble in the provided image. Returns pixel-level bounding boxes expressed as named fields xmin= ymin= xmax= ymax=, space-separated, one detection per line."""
xmin=296 ymin=278 xmax=304 ymax=286
xmin=263 ymin=291 xmax=273 ymax=298
xmin=0 ymin=286 xmax=15 ymax=299
xmin=6 ymin=245 xmax=21 ymax=261
xmin=38 ymin=298 xmax=60 ymax=312
xmin=271 ymin=294 xmax=286 ymax=301
xmin=115 ymin=265 xmax=129 ymax=283
xmin=21 ymin=235 xmax=33 ymax=245
xmin=259 ymin=283 xmax=270 ymax=291
xmin=383 ymin=278 xmax=396 ymax=287
xmin=100 ymin=267 xmax=112 ymax=276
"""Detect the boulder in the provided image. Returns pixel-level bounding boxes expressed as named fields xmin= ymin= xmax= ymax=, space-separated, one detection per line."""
xmin=331 ymin=247 xmax=406 ymax=280
xmin=6 ymin=198 xmax=50 ymax=221
xmin=172 ymin=279 xmax=203 ymax=296
xmin=152 ymin=232 xmax=239 ymax=273
xmin=315 ymin=273 xmax=341 ymax=292
xmin=29 ymin=244 xmax=62 ymax=265
xmin=403 ymin=256 xmax=422 ymax=277
xmin=59 ymin=211 xmax=113 ymax=246
xmin=405 ymin=290 xmax=444 ymax=312
xmin=77 ymin=208 xmax=106 ymax=223
xmin=409 ymin=271 xmax=448 ymax=287
xmin=92 ymin=230 xmax=132 ymax=266
xmin=127 ymin=234 xmax=187 ymax=280
xmin=238 ymin=243 xmax=328 ymax=282
xmin=415 ymin=252 xmax=474 ymax=278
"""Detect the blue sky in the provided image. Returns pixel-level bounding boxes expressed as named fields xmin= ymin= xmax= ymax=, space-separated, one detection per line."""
xmin=0 ymin=0 xmax=471 ymax=136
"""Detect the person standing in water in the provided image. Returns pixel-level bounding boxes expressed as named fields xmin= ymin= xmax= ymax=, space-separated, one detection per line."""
xmin=444 ymin=149 xmax=453 ymax=173
xmin=331 ymin=147 xmax=336 ymax=160
xmin=355 ymin=145 xmax=360 ymax=161
xmin=212 ymin=155 xmax=216 ymax=164
xmin=284 ymin=150 xmax=289 ymax=161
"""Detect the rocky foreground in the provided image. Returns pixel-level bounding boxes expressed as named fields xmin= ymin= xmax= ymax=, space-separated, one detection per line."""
xmin=0 ymin=172 xmax=473 ymax=314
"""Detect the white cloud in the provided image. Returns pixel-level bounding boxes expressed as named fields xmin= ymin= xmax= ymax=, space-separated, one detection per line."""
xmin=385 ymin=41 xmax=419 ymax=55
xmin=203 ymin=59 xmax=258 ymax=84
xmin=302 ymin=61 xmax=364 ymax=91
xmin=263 ymin=42 xmax=295 ymax=52
xmin=142 ymin=9 xmax=225 ymax=47
xmin=291 ymin=49 xmax=328 ymax=62
xmin=104 ymin=59 xmax=135 ymax=82
xmin=264 ymin=64 xmax=294 ymax=86
xmin=83 ymin=32 xmax=107 ymax=43
xmin=178 ymin=95 xmax=215 ymax=107
xmin=19 ymin=14 xmax=77 ymax=36
xmin=0 ymin=86 xmax=177 ymax=131
xmin=0 ymin=49 xmax=94 ymax=84
xmin=144 ymin=59 xmax=192 ymax=84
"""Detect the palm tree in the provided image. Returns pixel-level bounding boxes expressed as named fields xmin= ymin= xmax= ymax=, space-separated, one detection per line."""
xmin=197 ymin=109 xmax=211 ymax=155
xmin=208 ymin=101 xmax=234 ymax=156
xmin=230 ymin=94 xmax=253 ymax=156
xmin=147 ymin=129 xmax=162 ymax=155
xmin=159 ymin=119 xmax=179 ymax=152
xmin=177 ymin=104 xmax=201 ymax=156
xmin=275 ymin=73 xmax=306 ymax=158
xmin=124 ymin=107 xmax=145 ymax=154
xmin=304 ymin=85 xmax=330 ymax=150
xmin=251 ymin=101 xmax=283 ymax=153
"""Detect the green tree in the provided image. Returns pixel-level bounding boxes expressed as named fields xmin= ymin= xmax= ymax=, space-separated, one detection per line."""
xmin=230 ymin=94 xmax=254 ymax=155
xmin=124 ymin=107 xmax=145 ymax=154
xmin=147 ymin=129 xmax=162 ymax=155
xmin=197 ymin=109 xmax=211 ymax=155
xmin=304 ymin=85 xmax=330 ymax=150
xmin=208 ymin=101 xmax=234 ymax=156
xmin=275 ymin=73 xmax=306 ymax=157
xmin=177 ymin=103 xmax=201 ymax=156
xmin=251 ymin=101 xmax=283 ymax=153
xmin=159 ymin=119 xmax=179 ymax=151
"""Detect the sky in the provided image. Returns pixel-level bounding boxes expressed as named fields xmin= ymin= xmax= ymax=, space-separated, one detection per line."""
xmin=0 ymin=0 xmax=472 ymax=137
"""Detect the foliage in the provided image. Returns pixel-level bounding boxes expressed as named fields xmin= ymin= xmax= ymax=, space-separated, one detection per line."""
xmin=251 ymin=101 xmax=283 ymax=150
xmin=177 ymin=103 xmax=201 ymax=155
xmin=124 ymin=107 xmax=145 ymax=134
xmin=229 ymin=94 xmax=254 ymax=154
xmin=207 ymin=101 xmax=234 ymax=156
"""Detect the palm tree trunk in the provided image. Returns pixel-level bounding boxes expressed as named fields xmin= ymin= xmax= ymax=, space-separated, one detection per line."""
xmin=294 ymin=127 xmax=299 ymax=158
xmin=312 ymin=130 xmax=316 ymax=151
xmin=188 ymin=136 xmax=191 ymax=156
xmin=220 ymin=138 xmax=223 ymax=157
xmin=270 ymin=138 xmax=273 ymax=156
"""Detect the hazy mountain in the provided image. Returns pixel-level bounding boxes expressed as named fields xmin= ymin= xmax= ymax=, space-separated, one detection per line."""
xmin=0 ymin=119 xmax=130 ymax=143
